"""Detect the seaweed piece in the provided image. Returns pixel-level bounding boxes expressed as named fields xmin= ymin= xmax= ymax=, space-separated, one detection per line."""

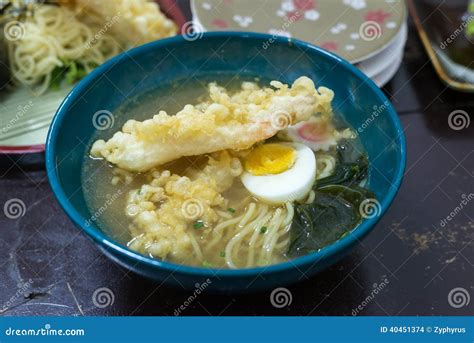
xmin=288 ymin=185 xmax=374 ymax=258
xmin=316 ymin=138 xmax=369 ymax=188
xmin=316 ymin=154 xmax=368 ymax=188
xmin=318 ymin=184 xmax=375 ymax=207
xmin=288 ymin=138 xmax=376 ymax=258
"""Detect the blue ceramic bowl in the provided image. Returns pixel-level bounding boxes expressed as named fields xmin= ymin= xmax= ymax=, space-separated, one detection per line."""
xmin=46 ymin=32 xmax=405 ymax=292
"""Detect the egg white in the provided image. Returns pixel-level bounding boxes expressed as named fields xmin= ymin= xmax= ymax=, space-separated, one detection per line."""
xmin=241 ymin=143 xmax=316 ymax=205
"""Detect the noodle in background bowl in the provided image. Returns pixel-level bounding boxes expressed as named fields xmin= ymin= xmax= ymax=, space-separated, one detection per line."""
xmin=0 ymin=0 xmax=186 ymax=155
xmin=46 ymin=32 xmax=406 ymax=293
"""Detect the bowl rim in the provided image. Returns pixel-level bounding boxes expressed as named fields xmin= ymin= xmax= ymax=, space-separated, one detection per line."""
xmin=46 ymin=31 xmax=406 ymax=278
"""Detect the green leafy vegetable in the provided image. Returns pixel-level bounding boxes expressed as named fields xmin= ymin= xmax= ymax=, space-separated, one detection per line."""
xmin=287 ymin=140 xmax=376 ymax=258
xmin=65 ymin=60 xmax=88 ymax=85
xmin=318 ymin=184 xmax=375 ymax=208
xmin=227 ymin=208 xmax=236 ymax=213
xmin=288 ymin=189 xmax=362 ymax=258
xmin=50 ymin=65 xmax=66 ymax=91
xmin=260 ymin=226 xmax=268 ymax=234
xmin=318 ymin=155 xmax=368 ymax=188
xmin=49 ymin=59 xmax=92 ymax=90
xmin=316 ymin=150 xmax=369 ymax=188
xmin=202 ymin=261 xmax=213 ymax=268
xmin=193 ymin=220 xmax=204 ymax=229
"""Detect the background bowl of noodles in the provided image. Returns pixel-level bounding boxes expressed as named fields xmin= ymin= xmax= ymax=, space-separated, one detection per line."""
xmin=46 ymin=32 xmax=406 ymax=292
xmin=0 ymin=0 xmax=185 ymax=154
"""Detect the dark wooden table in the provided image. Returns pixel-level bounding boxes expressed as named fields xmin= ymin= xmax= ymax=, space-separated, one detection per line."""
xmin=0 ymin=3 xmax=473 ymax=316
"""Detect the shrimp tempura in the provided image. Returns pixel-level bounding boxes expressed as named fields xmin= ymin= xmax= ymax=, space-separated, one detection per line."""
xmin=90 ymin=76 xmax=334 ymax=172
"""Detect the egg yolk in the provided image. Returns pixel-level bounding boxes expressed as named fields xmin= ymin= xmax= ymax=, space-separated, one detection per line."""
xmin=244 ymin=143 xmax=296 ymax=176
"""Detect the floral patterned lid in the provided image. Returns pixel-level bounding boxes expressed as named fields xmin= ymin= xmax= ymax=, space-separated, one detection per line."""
xmin=191 ymin=0 xmax=407 ymax=63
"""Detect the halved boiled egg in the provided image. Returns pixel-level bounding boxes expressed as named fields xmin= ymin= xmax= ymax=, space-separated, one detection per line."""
xmin=241 ymin=142 xmax=316 ymax=205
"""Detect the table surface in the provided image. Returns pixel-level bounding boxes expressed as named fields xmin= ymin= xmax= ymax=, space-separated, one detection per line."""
xmin=0 ymin=2 xmax=473 ymax=317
